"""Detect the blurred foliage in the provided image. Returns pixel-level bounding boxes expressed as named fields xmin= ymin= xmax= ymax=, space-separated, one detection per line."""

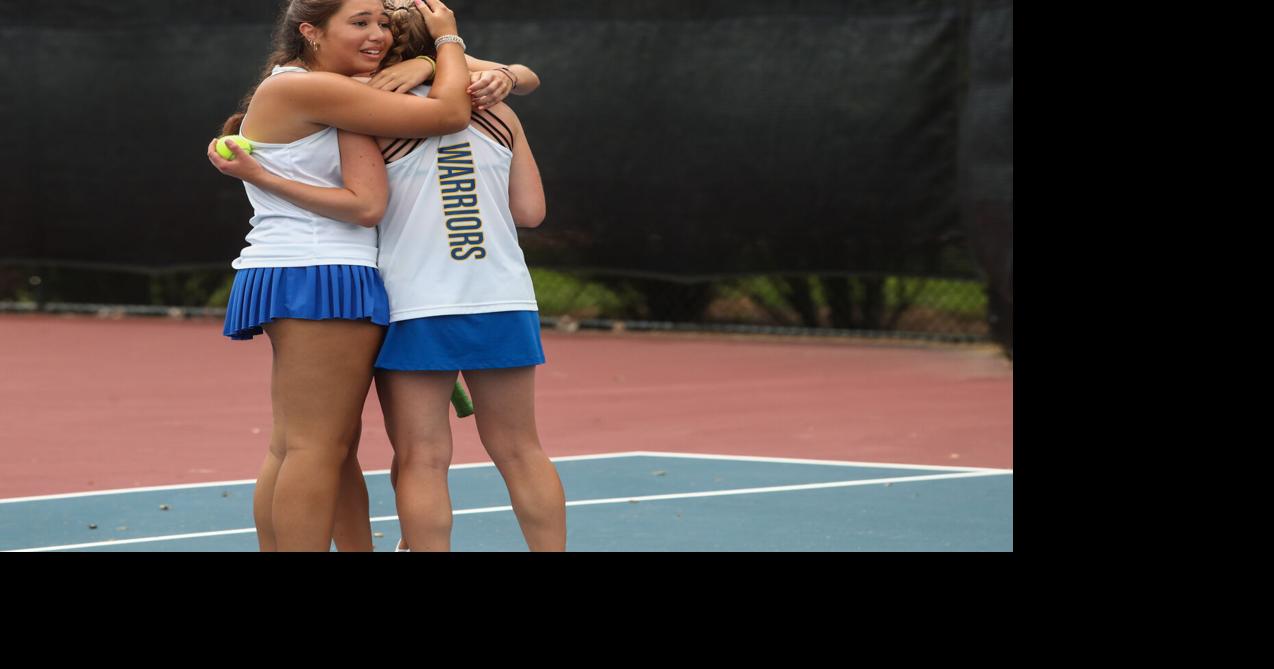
xmin=2 ymin=263 xmax=988 ymax=337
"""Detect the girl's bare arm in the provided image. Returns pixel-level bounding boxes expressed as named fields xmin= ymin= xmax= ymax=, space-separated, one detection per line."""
xmin=484 ymin=103 xmax=545 ymax=228
xmin=207 ymin=131 xmax=388 ymax=228
xmin=466 ymin=55 xmax=541 ymax=96
xmin=270 ymin=43 xmax=470 ymax=139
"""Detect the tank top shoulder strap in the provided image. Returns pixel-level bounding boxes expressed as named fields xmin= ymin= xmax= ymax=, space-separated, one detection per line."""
xmin=270 ymin=65 xmax=309 ymax=77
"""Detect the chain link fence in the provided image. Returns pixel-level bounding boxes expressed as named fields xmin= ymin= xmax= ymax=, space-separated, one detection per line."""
xmin=0 ymin=261 xmax=991 ymax=344
xmin=528 ymin=269 xmax=988 ymax=341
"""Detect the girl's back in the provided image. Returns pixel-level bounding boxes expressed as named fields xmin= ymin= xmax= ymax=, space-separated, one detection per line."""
xmin=376 ymin=86 xmax=537 ymax=322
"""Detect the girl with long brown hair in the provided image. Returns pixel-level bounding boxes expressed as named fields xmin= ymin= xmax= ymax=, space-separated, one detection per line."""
xmin=212 ymin=0 xmax=563 ymax=551
xmin=210 ymin=0 xmax=470 ymax=551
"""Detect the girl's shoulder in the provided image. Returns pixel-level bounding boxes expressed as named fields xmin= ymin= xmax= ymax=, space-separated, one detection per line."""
xmin=467 ymin=102 xmax=523 ymax=153
xmin=478 ymin=102 xmax=524 ymax=139
xmin=483 ymin=101 xmax=520 ymax=126
xmin=256 ymin=69 xmax=359 ymax=100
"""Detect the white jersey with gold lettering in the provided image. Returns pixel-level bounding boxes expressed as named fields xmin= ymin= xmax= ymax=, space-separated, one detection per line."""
xmin=375 ymin=86 xmax=538 ymax=322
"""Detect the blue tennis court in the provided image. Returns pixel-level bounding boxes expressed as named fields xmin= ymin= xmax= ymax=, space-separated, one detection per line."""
xmin=1 ymin=452 xmax=1012 ymax=552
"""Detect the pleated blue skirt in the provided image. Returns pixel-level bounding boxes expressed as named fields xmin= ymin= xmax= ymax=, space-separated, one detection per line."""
xmin=222 ymin=265 xmax=391 ymax=341
xmin=375 ymin=310 xmax=546 ymax=371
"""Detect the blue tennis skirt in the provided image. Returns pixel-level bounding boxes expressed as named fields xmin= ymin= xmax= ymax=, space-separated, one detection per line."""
xmin=222 ymin=264 xmax=391 ymax=341
xmin=375 ymin=310 xmax=546 ymax=371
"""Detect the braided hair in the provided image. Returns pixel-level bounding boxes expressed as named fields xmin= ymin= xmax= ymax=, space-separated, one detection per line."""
xmin=380 ymin=0 xmax=438 ymax=69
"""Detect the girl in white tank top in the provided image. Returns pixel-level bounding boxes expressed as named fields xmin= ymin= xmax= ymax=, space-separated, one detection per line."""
xmin=212 ymin=2 xmax=564 ymax=552
xmin=205 ymin=0 xmax=477 ymax=552
xmin=230 ymin=67 xmax=381 ymax=271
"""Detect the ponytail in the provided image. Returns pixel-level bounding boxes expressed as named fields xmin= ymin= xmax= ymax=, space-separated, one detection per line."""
xmin=217 ymin=0 xmax=347 ymax=136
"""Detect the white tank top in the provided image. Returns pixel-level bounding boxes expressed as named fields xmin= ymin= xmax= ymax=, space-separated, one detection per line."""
xmin=376 ymin=86 xmax=538 ymax=321
xmin=230 ymin=66 xmax=380 ymax=270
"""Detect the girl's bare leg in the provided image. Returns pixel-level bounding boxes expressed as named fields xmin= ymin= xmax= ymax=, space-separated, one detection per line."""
xmin=331 ymin=422 xmax=374 ymax=552
xmin=389 ymin=454 xmax=407 ymax=550
xmin=263 ymin=318 xmax=383 ymax=551
xmin=257 ymin=368 xmax=373 ymax=551
xmin=376 ymin=369 xmax=458 ymax=552
xmin=253 ymin=344 xmax=287 ymax=551
xmin=462 ymin=366 xmax=565 ymax=551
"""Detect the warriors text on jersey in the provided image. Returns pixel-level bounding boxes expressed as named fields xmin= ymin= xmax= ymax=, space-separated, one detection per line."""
xmin=375 ymin=86 xmax=538 ymax=322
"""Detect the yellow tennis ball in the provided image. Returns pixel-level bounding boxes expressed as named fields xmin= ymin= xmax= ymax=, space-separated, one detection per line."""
xmin=216 ymin=135 xmax=254 ymax=160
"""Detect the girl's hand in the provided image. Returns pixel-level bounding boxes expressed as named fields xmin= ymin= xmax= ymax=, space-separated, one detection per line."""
xmin=369 ymin=56 xmax=434 ymax=93
xmin=415 ymin=0 xmax=458 ymax=39
xmin=207 ymin=138 xmax=266 ymax=184
xmin=468 ymin=69 xmax=513 ymax=111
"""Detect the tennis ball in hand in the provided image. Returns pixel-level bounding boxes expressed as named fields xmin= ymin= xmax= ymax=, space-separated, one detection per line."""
xmin=216 ymin=135 xmax=254 ymax=160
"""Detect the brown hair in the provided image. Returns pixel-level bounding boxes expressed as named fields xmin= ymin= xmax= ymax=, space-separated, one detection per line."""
xmin=380 ymin=1 xmax=437 ymax=69
xmin=220 ymin=0 xmax=350 ymax=136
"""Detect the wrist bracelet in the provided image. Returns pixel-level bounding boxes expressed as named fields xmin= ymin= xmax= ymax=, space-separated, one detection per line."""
xmin=434 ymin=35 xmax=466 ymax=52
xmin=415 ymin=55 xmax=436 ymax=71
xmin=498 ymin=66 xmax=518 ymax=90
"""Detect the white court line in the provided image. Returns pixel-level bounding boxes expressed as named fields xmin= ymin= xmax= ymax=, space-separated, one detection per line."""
xmin=10 ymin=470 xmax=1010 ymax=552
xmin=8 ymin=527 xmax=260 ymax=552
xmin=0 ymin=450 xmax=1009 ymax=505
xmin=0 ymin=452 xmax=652 ymax=505
xmin=0 ymin=477 xmax=261 ymax=504
xmin=626 ymin=451 xmax=1013 ymax=473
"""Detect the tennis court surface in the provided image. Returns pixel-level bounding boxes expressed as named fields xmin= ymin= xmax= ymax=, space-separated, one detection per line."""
xmin=1 ymin=314 xmax=1012 ymax=551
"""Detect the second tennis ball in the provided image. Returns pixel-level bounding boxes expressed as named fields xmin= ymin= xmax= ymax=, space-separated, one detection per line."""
xmin=216 ymin=135 xmax=254 ymax=160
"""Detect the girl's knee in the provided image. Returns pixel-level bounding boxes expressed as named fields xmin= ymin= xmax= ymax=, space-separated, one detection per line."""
xmin=346 ymin=425 xmax=363 ymax=455
xmin=285 ymin=435 xmax=354 ymax=464
xmin=395 ymin=440 xmax=453 ymax=473
xmin=483 ymin=437 xmax=544 ymax=468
